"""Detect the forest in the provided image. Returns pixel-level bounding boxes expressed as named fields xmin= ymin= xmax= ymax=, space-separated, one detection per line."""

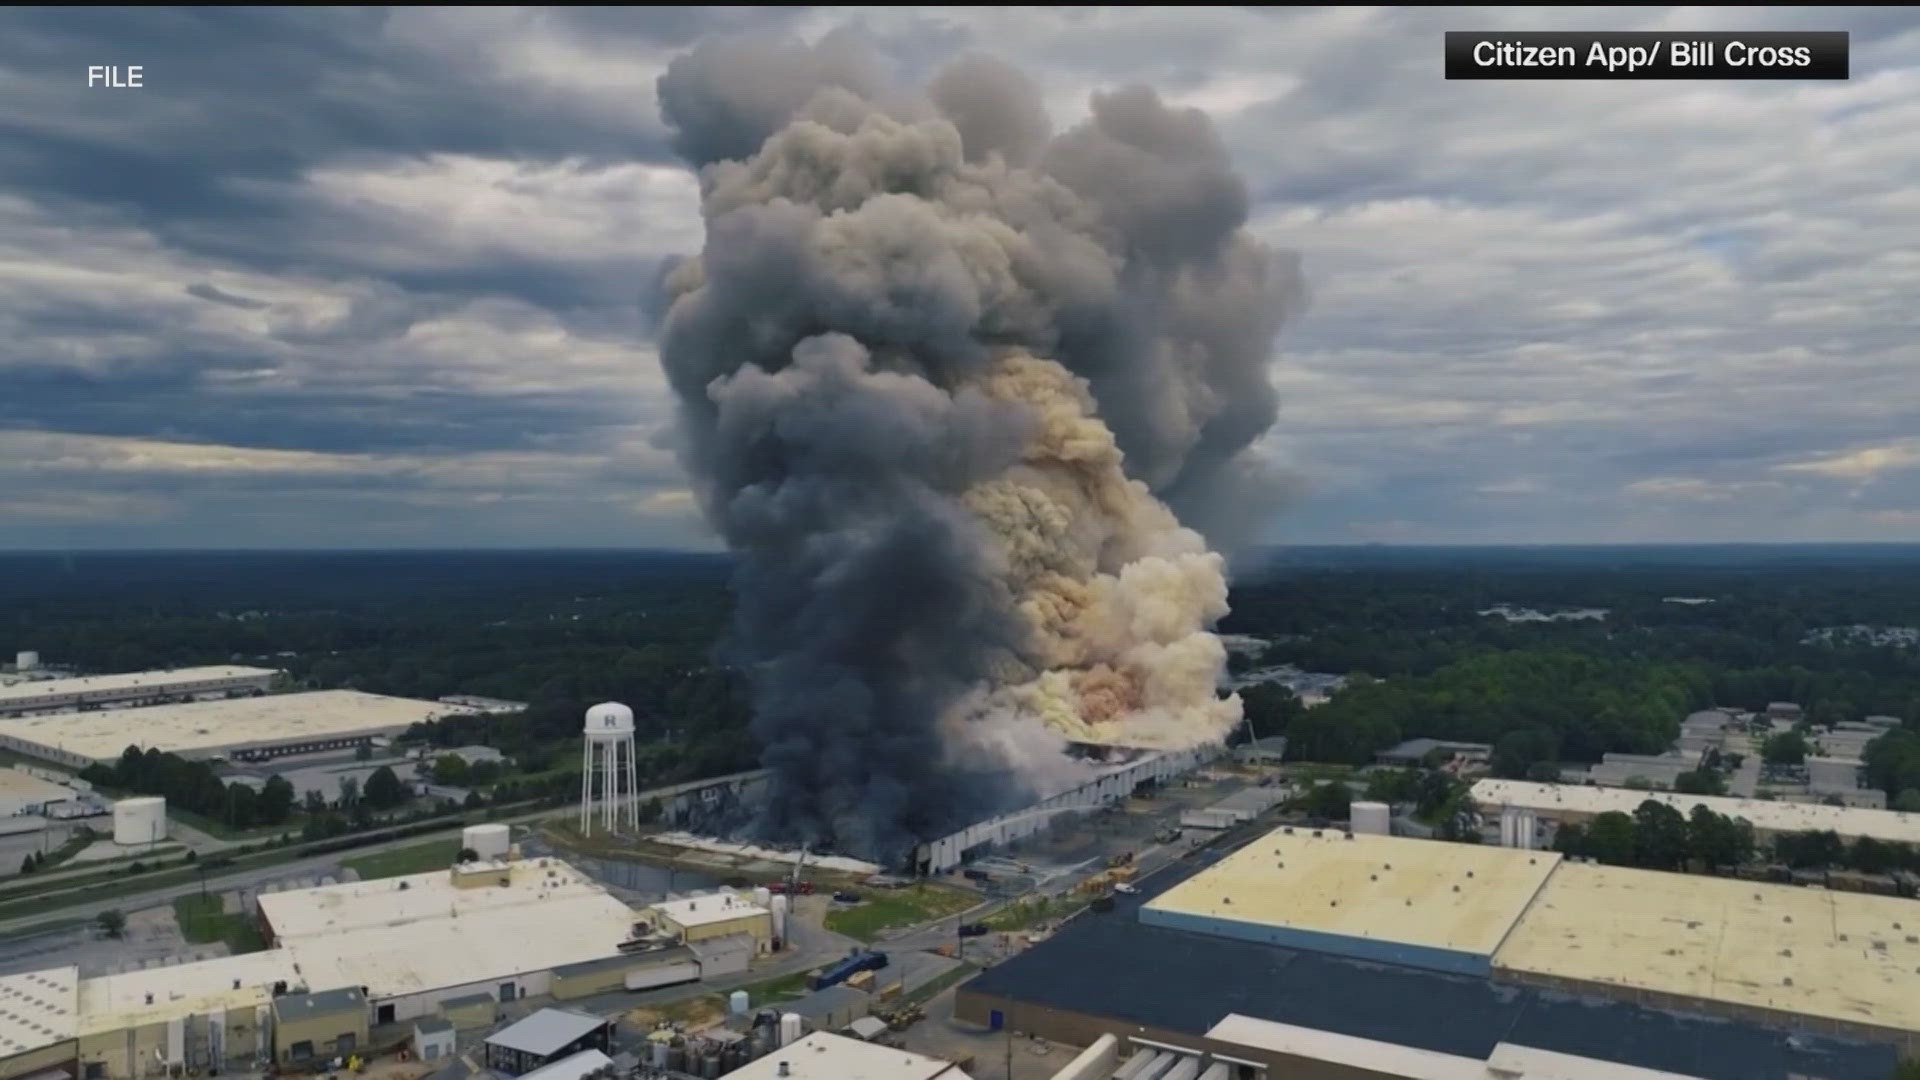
xmin=3 ymin=545 xmax=1919 ymax=807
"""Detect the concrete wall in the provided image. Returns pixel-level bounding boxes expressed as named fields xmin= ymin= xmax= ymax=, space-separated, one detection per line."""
xmin=663 ymin=912 xmax=771 ymax=952
xmin=376 ymin=969 xmax=553 ymax=1025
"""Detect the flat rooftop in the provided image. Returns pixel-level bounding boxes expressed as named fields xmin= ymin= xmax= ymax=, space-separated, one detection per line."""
xmin=1142 ymin=829 xmax=1560 ymax=962
xmin=1472 ymin=778 xmax=1920 ymax=845
xmin=0 ymin=768 xmax=74 ymax=803
xmin=0 ymin=665 xmax=276 ymax=706
xmin=1495 ymin=861 xmax=1920 ymax=1035
xmin=649 ymin=891 xmax=769 ymax=929
xmin=721 ymin=1032 xmax=972 ymax=1080
xmin=261 ymin=858 xmax=642 ymax=1000
xmin=2 ymin=689 xmax=453 ymax=762
xmin=486 ymin=1008 xmax=606 ymax=1056
xmin=0 ymin=966 xmax=78 ymax=1058
xmin=963 ymin=853 xmax=1894 ymax=1080
xmin=77 ymin=950 xmax=296 ymax=1035
xmin=1203 ymin=1015 xmax=1712 ymax=1080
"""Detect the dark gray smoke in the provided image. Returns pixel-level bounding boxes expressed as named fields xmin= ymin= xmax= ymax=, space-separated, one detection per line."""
xmin=653 ymin=33 xmax=1303 ymax=864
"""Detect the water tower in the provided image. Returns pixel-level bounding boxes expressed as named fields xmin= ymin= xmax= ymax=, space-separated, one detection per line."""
xmin=580 ymin=702 xmax=640 ymax=834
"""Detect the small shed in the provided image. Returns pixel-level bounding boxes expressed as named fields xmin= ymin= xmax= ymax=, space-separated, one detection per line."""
xmin=413 ymin=1017 xmax=456 ymax=1064
xmin=483 ymin=1008 xmax=613 ymax=1076
xmin=844 ymin=1016 xmax=889 ymax=1042
xmin=787 ymin=984 xmax=870 ymax=1032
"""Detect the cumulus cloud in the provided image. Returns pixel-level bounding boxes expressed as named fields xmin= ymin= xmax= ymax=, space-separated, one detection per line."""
xmin=0 ymin=5 xmax=1914 ymax=546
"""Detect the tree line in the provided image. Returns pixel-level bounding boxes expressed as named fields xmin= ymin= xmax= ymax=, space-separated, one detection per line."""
xmin=1552 ymin=798 xmax=1920 ymax=879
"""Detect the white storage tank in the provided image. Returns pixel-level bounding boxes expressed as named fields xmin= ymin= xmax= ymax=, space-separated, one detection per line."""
xmin=1350 ymin=801 xmax=1391 ymax=836
xmin=114 ymin=796 xmax=167 ymax=846
xmin=15 ymin=651 xmax=38 ymax=671
xmin=729 ymin=990 xmax=749 ymax=1017
xmin=463 ymin=822 xmax=511 ymax=860
xmin=779 ymin=1013 xmax=803 ymax=1047
xmin=769 ymin=894 xmax=789 ymax=943
xmin=751 ymin=886 xmax=772 ymax=909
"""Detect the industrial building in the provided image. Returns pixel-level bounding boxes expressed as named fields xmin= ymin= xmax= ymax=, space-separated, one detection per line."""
xmin=913 ymin=744 xmax=1220 ymax=874
xmin=1141 ymin=831 xmax=1560 ymax=976
xmin=1472 ymin=778 xmax=1920 ymax=847
xmin=959 ymin=825 xmax=1903 ymax=1079
xmin=0 ymin=768 xmax=78 ymax=817
xmin=0 ymin=690 xmax=456 ymax=768
xmin=720 ymin=1032 xmax=974 ymax=1080
xmin=1374 ymin=738 xmax=1491 ymax=768
xmin=0 ymin=666 xmax=278 ymax=718
xmin=643 ymin=893 xmax=774 ymax=954
xmin=0 ymin=856 xmax=752 ymax=1080
xmin=482 ymin=1009 xmax=611 ymax=1076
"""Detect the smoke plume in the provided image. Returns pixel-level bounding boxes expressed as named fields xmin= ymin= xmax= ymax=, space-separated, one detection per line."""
xmin=653 ymin=34 xmax=1304 ymax=863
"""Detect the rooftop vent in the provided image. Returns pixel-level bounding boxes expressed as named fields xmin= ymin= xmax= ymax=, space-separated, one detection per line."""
xmin=1784 ymin=915 xmax=1792 ymax=923
xmin=1783 ymin=976 xmax=1793 ymax=986
xmin=1452 ymin=885 xmax=1460 ymax=893
xmin=1466 ymin=871 xmax=1474 ymax=878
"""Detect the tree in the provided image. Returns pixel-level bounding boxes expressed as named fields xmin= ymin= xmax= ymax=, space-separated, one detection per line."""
xmin=1897 ymin=789 xmax=1920 ymax=813
xmin=303 ymin=789 xmax=327 ymax=814
xmin=259 ymin=775 xmax=296 ymax=825
xmin=1633 ymin=800 xmax=1689 ymax=870
xmin=1763 ymin=731 xmax=1809 ymax=766
xmin=336 ymin=775 xmax=359 ymax=808
xmin=1586 ymin=811 xmax=1637 ymax=865
xmin=1552 ymin=822 xmax=1587 ymax=858
xmin=363 ymin=766 xmax=409 ymax=810
xmin=1850 ymin=836 xmax=1893 ymax=875
xmin=433 ymin=754 xmax=471 ymax=786
xmin=1301 ymin=781 xmax=1352 ymax=821
xmin=1674 ymin=769 xmax=1727 ymax=796
xmin=468 ymin=759 xmax=504 ymax=786
xmin=97 ymin=910 xmax=126 ymax=939
xmin=19 ymin=853 xmax=35 ymax=874
xmin=1492 ymin=728 xmax=1559 ymax=780
xmin=457 ymin=847 xmax=479 ymax=863
xmin=355 ymin=743 xmax=373 ymax=762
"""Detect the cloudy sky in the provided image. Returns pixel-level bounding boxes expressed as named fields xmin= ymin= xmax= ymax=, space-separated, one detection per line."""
xmin=2 ymin=6 xmax=1915 ymax=549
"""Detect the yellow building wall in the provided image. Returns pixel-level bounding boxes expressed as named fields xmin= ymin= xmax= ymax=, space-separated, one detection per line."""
xmin=0 ymin=1040 xmax=77 ymax=1080
xmin=667 ymin=913 xmax=771 ymax=951
xmin=273 ymin=1009 xmax=368 ymax=1065
xmin=78 ymin=1006 xmax=266 ymax=1079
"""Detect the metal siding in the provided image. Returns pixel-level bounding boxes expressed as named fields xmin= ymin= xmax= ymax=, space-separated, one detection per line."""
xmin=1135 ymin=907 xmax=1490 ymax=976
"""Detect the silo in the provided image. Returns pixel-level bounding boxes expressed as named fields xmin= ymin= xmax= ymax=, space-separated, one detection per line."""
xmin=779 ymin=1013 xmax=803 ymax=1047
xmin=770 ymin=894 xmax=789 ymax=944
xmin=463 ymin=823 xmax=511 ymax=860
xmin=15 ymin=651 xmax=38 ymax=671
xmin=751 ymin=886 xmax=772 ymax=909
xmin=113 ymin=797 xmax=167 ymax=846
xmin=728 ymin=990 xmax=750 ymax=1017
xmin=1350 ymin=801 xmax=1391 ymax=836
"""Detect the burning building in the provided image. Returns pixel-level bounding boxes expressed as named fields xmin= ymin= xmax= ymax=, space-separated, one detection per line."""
xmin=651 ymin=33 xmax=1302 ymax=864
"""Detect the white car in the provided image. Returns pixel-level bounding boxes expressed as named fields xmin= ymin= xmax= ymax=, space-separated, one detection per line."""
xmin=1114 ymin=883 xmax=1138 ymax=894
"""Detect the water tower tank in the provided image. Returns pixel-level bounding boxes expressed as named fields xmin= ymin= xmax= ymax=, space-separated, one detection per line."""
xmin=15 ymin=651 xmax=38 ymax=671
xmin=113 ymin=797 xmax=167 ymax=846
xmin=463 ymin=823 xmax=511 ymax=860
xmin=1351 ymin=801 xmax=1391 ymax=836
xmin=585 ymin=702 xmax=635 ymax=739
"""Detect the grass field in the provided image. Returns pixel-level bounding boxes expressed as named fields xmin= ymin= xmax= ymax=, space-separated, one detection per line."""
xmin=342 ymin=838 xmax=461 ymax=880
xmin=984 ymin=893 xmax=1084 ymax=932
xmin=824 ymin=884 xmax=977 ymax=942
xmin=172 ymin=893 xmax=266 ymax=953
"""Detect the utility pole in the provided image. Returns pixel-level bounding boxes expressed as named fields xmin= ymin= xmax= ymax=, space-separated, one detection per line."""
xmin=1004 ymin=1020 xmax=1013 ymax=1080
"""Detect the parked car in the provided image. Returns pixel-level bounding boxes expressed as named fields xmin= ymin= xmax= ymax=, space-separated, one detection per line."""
xmin=957 ymin=922 xmax=990 ymax=937
xmin=833 ymin=891 xmax=862 ymax=903
xmin=1114 ymin=883 xmax=1138 ymax=894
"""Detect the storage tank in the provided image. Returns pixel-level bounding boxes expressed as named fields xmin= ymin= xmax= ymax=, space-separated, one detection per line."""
xmin=729 ymin=990 xmax=749 ymax=1017
xmin=779 ymin=1013 xmax=803 ymax=1047
xmin=463 ymin=823 xmax=511 ymax=860
xmin=15 ymin=651 xmax=38 ymax=671
xmin=770 ymin=894 xmax=789 ymax=943
xmin=751 ymin=886 xmax=772 ymax=909
xmin=113 ymin=797 xmax=167 ymax=846
xmin=1350 ymin=801 xmax=1391 ymax=836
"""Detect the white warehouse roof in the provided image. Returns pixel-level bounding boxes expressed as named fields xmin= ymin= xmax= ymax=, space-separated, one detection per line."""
xmin=1470 ymin=779 xmax=1920 ymax=846
xmin=0 ymin=689 xmax=453 ymax=763
xmin=261 ymin=858 xmax=642 ymax=1001
xmin=651 ymin=891 xmax=770 ymax=929
xmin=0 ymin=966 xmax=78 ymax=1058
xmin=0 ymin=665 xmax=276 ymax=707
xmin=721 ymin=1032 xmax=973 ymax=1079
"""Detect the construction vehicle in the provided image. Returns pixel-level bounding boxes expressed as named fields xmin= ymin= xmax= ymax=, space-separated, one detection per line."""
xmin=1107 ymin=851 xmax=1134 ymax=868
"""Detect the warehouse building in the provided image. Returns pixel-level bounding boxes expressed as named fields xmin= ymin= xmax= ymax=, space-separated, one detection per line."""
xmin=75 ymin=949 xmax=296 ymax=1079
xmin=1141 ymin=830 xmax=1560 ymax=976
xmin=642 ymin=892 xmax=774 ymax=954
xmin=0 ymin=690 xmax=455 ymax=769
xmin=0 ymin=967 xmax=78 ymax=1080
xmin=0 ymin=667 xmax=278 ymax=719
xmin=1472 ymin=778 xmax=1920 ymax=848
xmin=1495 ymin=860 xmax=1920 ymax=1052
xmin=959 ymin=828 xmax=1900 ymax=1079
xmin=721 ymin=1031 xmax=974 ymax=1079
xmin=482 ymin=1009 xmax=611 ymax=1076
xmin=0 ymin=768 xmax=78 ymax=817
